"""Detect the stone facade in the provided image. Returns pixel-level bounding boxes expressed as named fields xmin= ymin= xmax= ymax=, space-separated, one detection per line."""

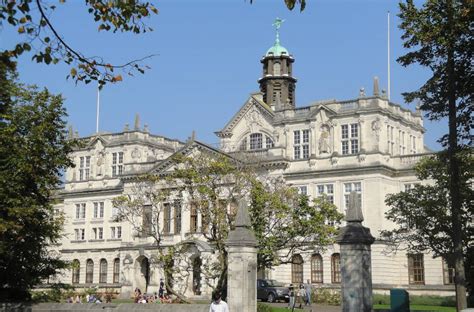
xmin=52 ymin=36 xmax=455 ymax=299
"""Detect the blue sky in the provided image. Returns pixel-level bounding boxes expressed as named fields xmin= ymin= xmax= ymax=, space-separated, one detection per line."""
xmin=1 ymin=0 xmax=444 ymax=150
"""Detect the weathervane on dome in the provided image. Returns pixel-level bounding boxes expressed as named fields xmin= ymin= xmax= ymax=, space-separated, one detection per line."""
xmin=272 ymin=17 xmax=285 ymax=45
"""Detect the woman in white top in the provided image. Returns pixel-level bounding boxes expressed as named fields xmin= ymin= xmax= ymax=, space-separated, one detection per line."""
xmin=209 ymin=291 xmax=229 ymax=312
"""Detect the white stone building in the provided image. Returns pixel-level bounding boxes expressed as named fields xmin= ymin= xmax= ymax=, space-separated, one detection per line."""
xmin=54 ymin=35 xmax=455 ymax=299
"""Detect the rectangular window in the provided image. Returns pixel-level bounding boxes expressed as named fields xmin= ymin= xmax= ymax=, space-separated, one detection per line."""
xmin=92 ymin=228 xmax=97 ymax=240
xmin=163 ymin=203 xmax=171 ymax=234
xmin=190 ymin=203 xmax=198 ymax=233
xmin=174 ymin=203 xmax=182 ymax=234
xmin=344 ymin=182 xmax=362 ymax=210
xmin=111 ymin=226 xmax=122 ymax=239
xmin=404 ymin=183 xmax=418 ymax=192
xmin=317 ymin=184 xmax=334 ymax=204
xmin=79 ymin=156 xmax=91 ymax=181
xmin=112 ymin=152 xmax=124 ymax=177
xmin=93 ymin=202 xmax=104 ymax=218
xmin=387 ymin=125 xmax=395 ymax=155
xmin=443 ymin=259 xmax=455 ymax=285
xmin=342 ymin=124 xmax=359 ymax=155
xmin=410 ymin=135 xmax=417 ymax=154
xmin=75 ymin=203 xmax=86 ymax=219
xmin=294 ymin=130 xmax=310 ymax=159
xmin=400 ymin=131 xmax=406 ymax=155
xmin=297 ymin=186 xmax=308 ymax=196
xmin=408 ymin=254 xmax=425 ymax=285
xmin=98 ymin=227 xmax=103 ymax=239
xmin=74 ymin=228 xmax=85 ymax=240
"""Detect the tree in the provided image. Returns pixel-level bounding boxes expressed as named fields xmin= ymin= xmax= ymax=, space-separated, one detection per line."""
xmin=381 ymin=152 xmax=473 ymax=290
xmin=396 ymin=1 xmax=472 ymax=309
xmin=113 ymin=145 xmax=342 ymax=300
xmin=0 ymin=56 xmax=77 ymax=301
xmin=1 ymin=0 xmax=158 ymax=85
xmin=249 ymin=177 xmax=343 ymax=271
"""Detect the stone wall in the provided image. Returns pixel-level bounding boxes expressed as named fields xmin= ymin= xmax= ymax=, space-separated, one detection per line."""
xmin=0 ymin=303 xmax=208 ymax=312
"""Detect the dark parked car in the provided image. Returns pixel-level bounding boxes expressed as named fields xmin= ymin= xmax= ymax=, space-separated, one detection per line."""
xmin=257 ymin=279 xmax=290 ymax=303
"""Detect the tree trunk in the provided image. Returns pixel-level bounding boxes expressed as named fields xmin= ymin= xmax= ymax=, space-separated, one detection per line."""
xmin=446 ymin=1 xmax=467 ymax=310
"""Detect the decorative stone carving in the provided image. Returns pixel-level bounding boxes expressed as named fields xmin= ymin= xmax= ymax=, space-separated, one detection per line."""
xmin=371 ymin=119 xmax=381 ymax=142
xmin=131 ymin=147 xmax=141 ymax=159
xmin=96 ymin=151 xmax=105 ymax=176
xmin=245 ymin=107 xmax=264 ymax=132
xmin=318 ymin=125 xmax=331 ymax=154
xmin=359 ymin=88 xmax=366 ymax=97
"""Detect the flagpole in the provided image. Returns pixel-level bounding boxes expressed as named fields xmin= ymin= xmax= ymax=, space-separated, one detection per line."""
xmin=387 ymin=11 xmax=391 ymax=101
xmin=96 ymin=79 xmax=100 ymax=133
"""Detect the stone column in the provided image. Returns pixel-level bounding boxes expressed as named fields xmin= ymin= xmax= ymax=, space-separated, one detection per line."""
xmin=226 ymin=200 xmax=258 ymax=312
xmin=336 ymin=192 xmax=375 ymax=312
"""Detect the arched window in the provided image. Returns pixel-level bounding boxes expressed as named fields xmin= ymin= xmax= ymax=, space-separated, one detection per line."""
xmin=72 ymin=259 xmax=80 ymax=284
xmin=249 ymin=133 xmax=263 ymax=150
xmin=331 ymin=253 xmax=341 ymax=284
xmin=113 ymin=258 xmax=120 ymax=283
xmin=99 ymin=259 xmax=107 ymax=283
xmin=86 ymin=259 xmax=94 ymax=284
xmin=291 ymin=254 xmax=304 ymax=283
xmin=311 ymin=254 xmax=323 ymax=283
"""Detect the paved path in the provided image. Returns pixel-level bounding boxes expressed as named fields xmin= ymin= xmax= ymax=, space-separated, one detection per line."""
xmin=267 ymin=302 xmax=341 ymax=312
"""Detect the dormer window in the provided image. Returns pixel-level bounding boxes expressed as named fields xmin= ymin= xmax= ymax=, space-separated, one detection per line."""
xmin=79 ymin=156 xmax=91 ymax=181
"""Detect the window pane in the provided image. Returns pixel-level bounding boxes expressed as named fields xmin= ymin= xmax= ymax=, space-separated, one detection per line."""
xmin=331 ymin=253 xmax=341 ymax=283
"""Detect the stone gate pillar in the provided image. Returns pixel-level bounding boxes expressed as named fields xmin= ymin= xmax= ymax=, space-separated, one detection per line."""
xmin=226 ymin=200 xmax=257 ymax=312
xmin=336 ymin=192 xmax=375 ymax=312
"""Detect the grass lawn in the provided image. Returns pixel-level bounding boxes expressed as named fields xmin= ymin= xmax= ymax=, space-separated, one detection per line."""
xmin=374 ymin=304 xmax=456 ymax=311
xmin=268 ymin=308 xmax=304 ymax=312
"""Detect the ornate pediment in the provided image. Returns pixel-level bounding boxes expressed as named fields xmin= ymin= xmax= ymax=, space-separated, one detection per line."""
xmin=216 ymin=93 xmax=274 ymax=137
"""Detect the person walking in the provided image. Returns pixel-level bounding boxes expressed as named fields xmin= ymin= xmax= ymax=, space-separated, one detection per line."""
xmin=288 ymin=284 xmax=295 ymax=309
xmin=209 ymin=291 xmax=229 ymax=312
xmin=297 ymin=284 xmax=305 ymax=308
xmin=304 ymin=279 xmax=312 ymax=305
xmin=158 ymin=278 xmax=165 ymax=299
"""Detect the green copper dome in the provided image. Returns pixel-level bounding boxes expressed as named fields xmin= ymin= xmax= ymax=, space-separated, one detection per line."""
xmin=266 ymin=41 xmax=289 ymax=57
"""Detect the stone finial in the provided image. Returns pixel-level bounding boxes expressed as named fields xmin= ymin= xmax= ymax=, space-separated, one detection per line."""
xmin=74 ymin=131 xmax=79 ymax=138
xmin=345 ymin=191 xmax=364 ymax=222
xmin=373 ymin=76 xmax=380 ymax=96
xmin=227 ymin=199 xmax=257 ymax=246
xmin=68 ymin=125 xmax=74 ymax=140
xmin=235 ymin=200 xmax=251 ymax=228
xmin=381 ymin=89 xmax=387 ymax=99
xmin=191 ymin=130 xmax=196 ymax=141
xmin=359 ymin=88 xmax=366 ymax=98
xmin=134 ymin=113 xmax=140 ymax=130
xmin=143 ymin=124 xmax=149 ymax=133
xmin=124 ymin=123 xmax=130 ymax=131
